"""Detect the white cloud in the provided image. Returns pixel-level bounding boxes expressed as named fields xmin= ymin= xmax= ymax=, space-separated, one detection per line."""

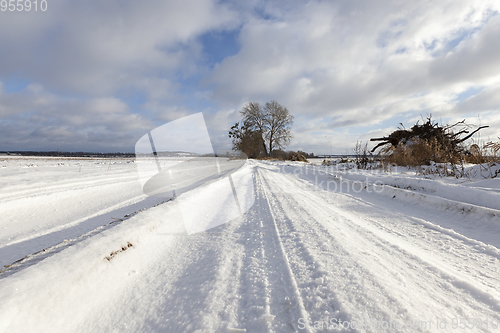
xmin=0 ymin=84 xmax=153 ymax=151
xmin=204 ymin=0 xmax=500 ymax=153
xmin=1 ymin=0 xmax=500 ymax=153
xmin=0 ymin=0 xmax=239 ymax=96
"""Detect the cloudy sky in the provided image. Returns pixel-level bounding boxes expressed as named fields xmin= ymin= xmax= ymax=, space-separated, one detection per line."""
xmin=1 ymin=0 xmax=500 ymax=154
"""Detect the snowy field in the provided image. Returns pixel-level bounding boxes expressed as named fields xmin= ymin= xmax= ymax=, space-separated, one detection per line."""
xmin=1 ymin=156 xmax=500 ymax=332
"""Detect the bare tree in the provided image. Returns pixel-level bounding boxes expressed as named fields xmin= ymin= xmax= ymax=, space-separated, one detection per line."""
xmin=263 ymin=100 xmax=294 ymax=156
xmin=231 ymin=100 xmax=293 ymax=158
xmin=239 ymin=102 xmax=268 ymax=156
xmin=240 ymin=102 xmax=265 ymax=131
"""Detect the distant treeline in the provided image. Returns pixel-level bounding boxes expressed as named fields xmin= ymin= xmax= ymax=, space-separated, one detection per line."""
xmin=315 ymin=154 xmax=357 ymax=158
xmin=0 ymin=150 xmax=323 ymax=159
xmin=0 ymin=151 xmax=135 ymax=158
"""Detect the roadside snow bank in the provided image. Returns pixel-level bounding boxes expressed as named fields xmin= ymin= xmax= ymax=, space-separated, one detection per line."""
xmin=269 ymin=160 xmax=500 ymax=211
xmin=0 ymin=197 xmax=185 ymax=332
xmin=0 ymin=161 xmax=255 ymax=332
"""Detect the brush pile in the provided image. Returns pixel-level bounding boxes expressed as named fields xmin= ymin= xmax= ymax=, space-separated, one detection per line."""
xmin=370 ymin=117 xmax=488 ymax=165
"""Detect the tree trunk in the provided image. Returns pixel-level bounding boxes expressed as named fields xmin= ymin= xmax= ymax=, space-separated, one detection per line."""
xmin=268 ymin=134 xmax=273 ymax=157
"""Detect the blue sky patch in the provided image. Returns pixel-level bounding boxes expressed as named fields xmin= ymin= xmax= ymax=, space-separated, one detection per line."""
xmin=199 ymin=29 xmax=241 ymax=66
xmin=1 ymin=77 xmax=30 ymax=93
xmin=455 ymin=86 xmax=483 ymax=102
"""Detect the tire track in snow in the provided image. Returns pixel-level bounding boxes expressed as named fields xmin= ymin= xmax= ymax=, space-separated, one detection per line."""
xmin=232 ymin=211 xmax=275 ymax=333
xmin=79 ymin=166 xmax=315 ymax=333
xmin=259 ymin=168 xmax=413 ymax=331
xmin=224 ymin=168 xmax=314 ymax=332
xmin=304 ymin=173 xmax=500 ymax=310
xmin=324 ymin=200 xmax=500 ymax=314
xmin=255 ymin=168 xmax=313 ymax=333
xmin=281 ymin=163 xmax=500 ymax=250
xmin=262 ymin=165 xmax=500 ymax=331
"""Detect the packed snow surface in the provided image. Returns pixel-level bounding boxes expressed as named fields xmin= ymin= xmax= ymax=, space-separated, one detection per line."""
xmin=1 ymin=156 xmax=499 ymax=332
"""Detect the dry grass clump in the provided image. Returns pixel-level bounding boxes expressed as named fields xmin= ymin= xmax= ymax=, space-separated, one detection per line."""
xmin=484 ymin=137 xmax=500 ymax=161
xmin=460 ymin=137 xmax=500 ymax=164
xmin=463 ymin=144 xmax=490 ymax=164
xmin=382 ymin=137 xmax=460 ymax=167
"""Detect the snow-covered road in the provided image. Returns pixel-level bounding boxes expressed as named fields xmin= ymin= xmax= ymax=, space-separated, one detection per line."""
xmin=1 ymin=159 xmax=499 ymax=332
